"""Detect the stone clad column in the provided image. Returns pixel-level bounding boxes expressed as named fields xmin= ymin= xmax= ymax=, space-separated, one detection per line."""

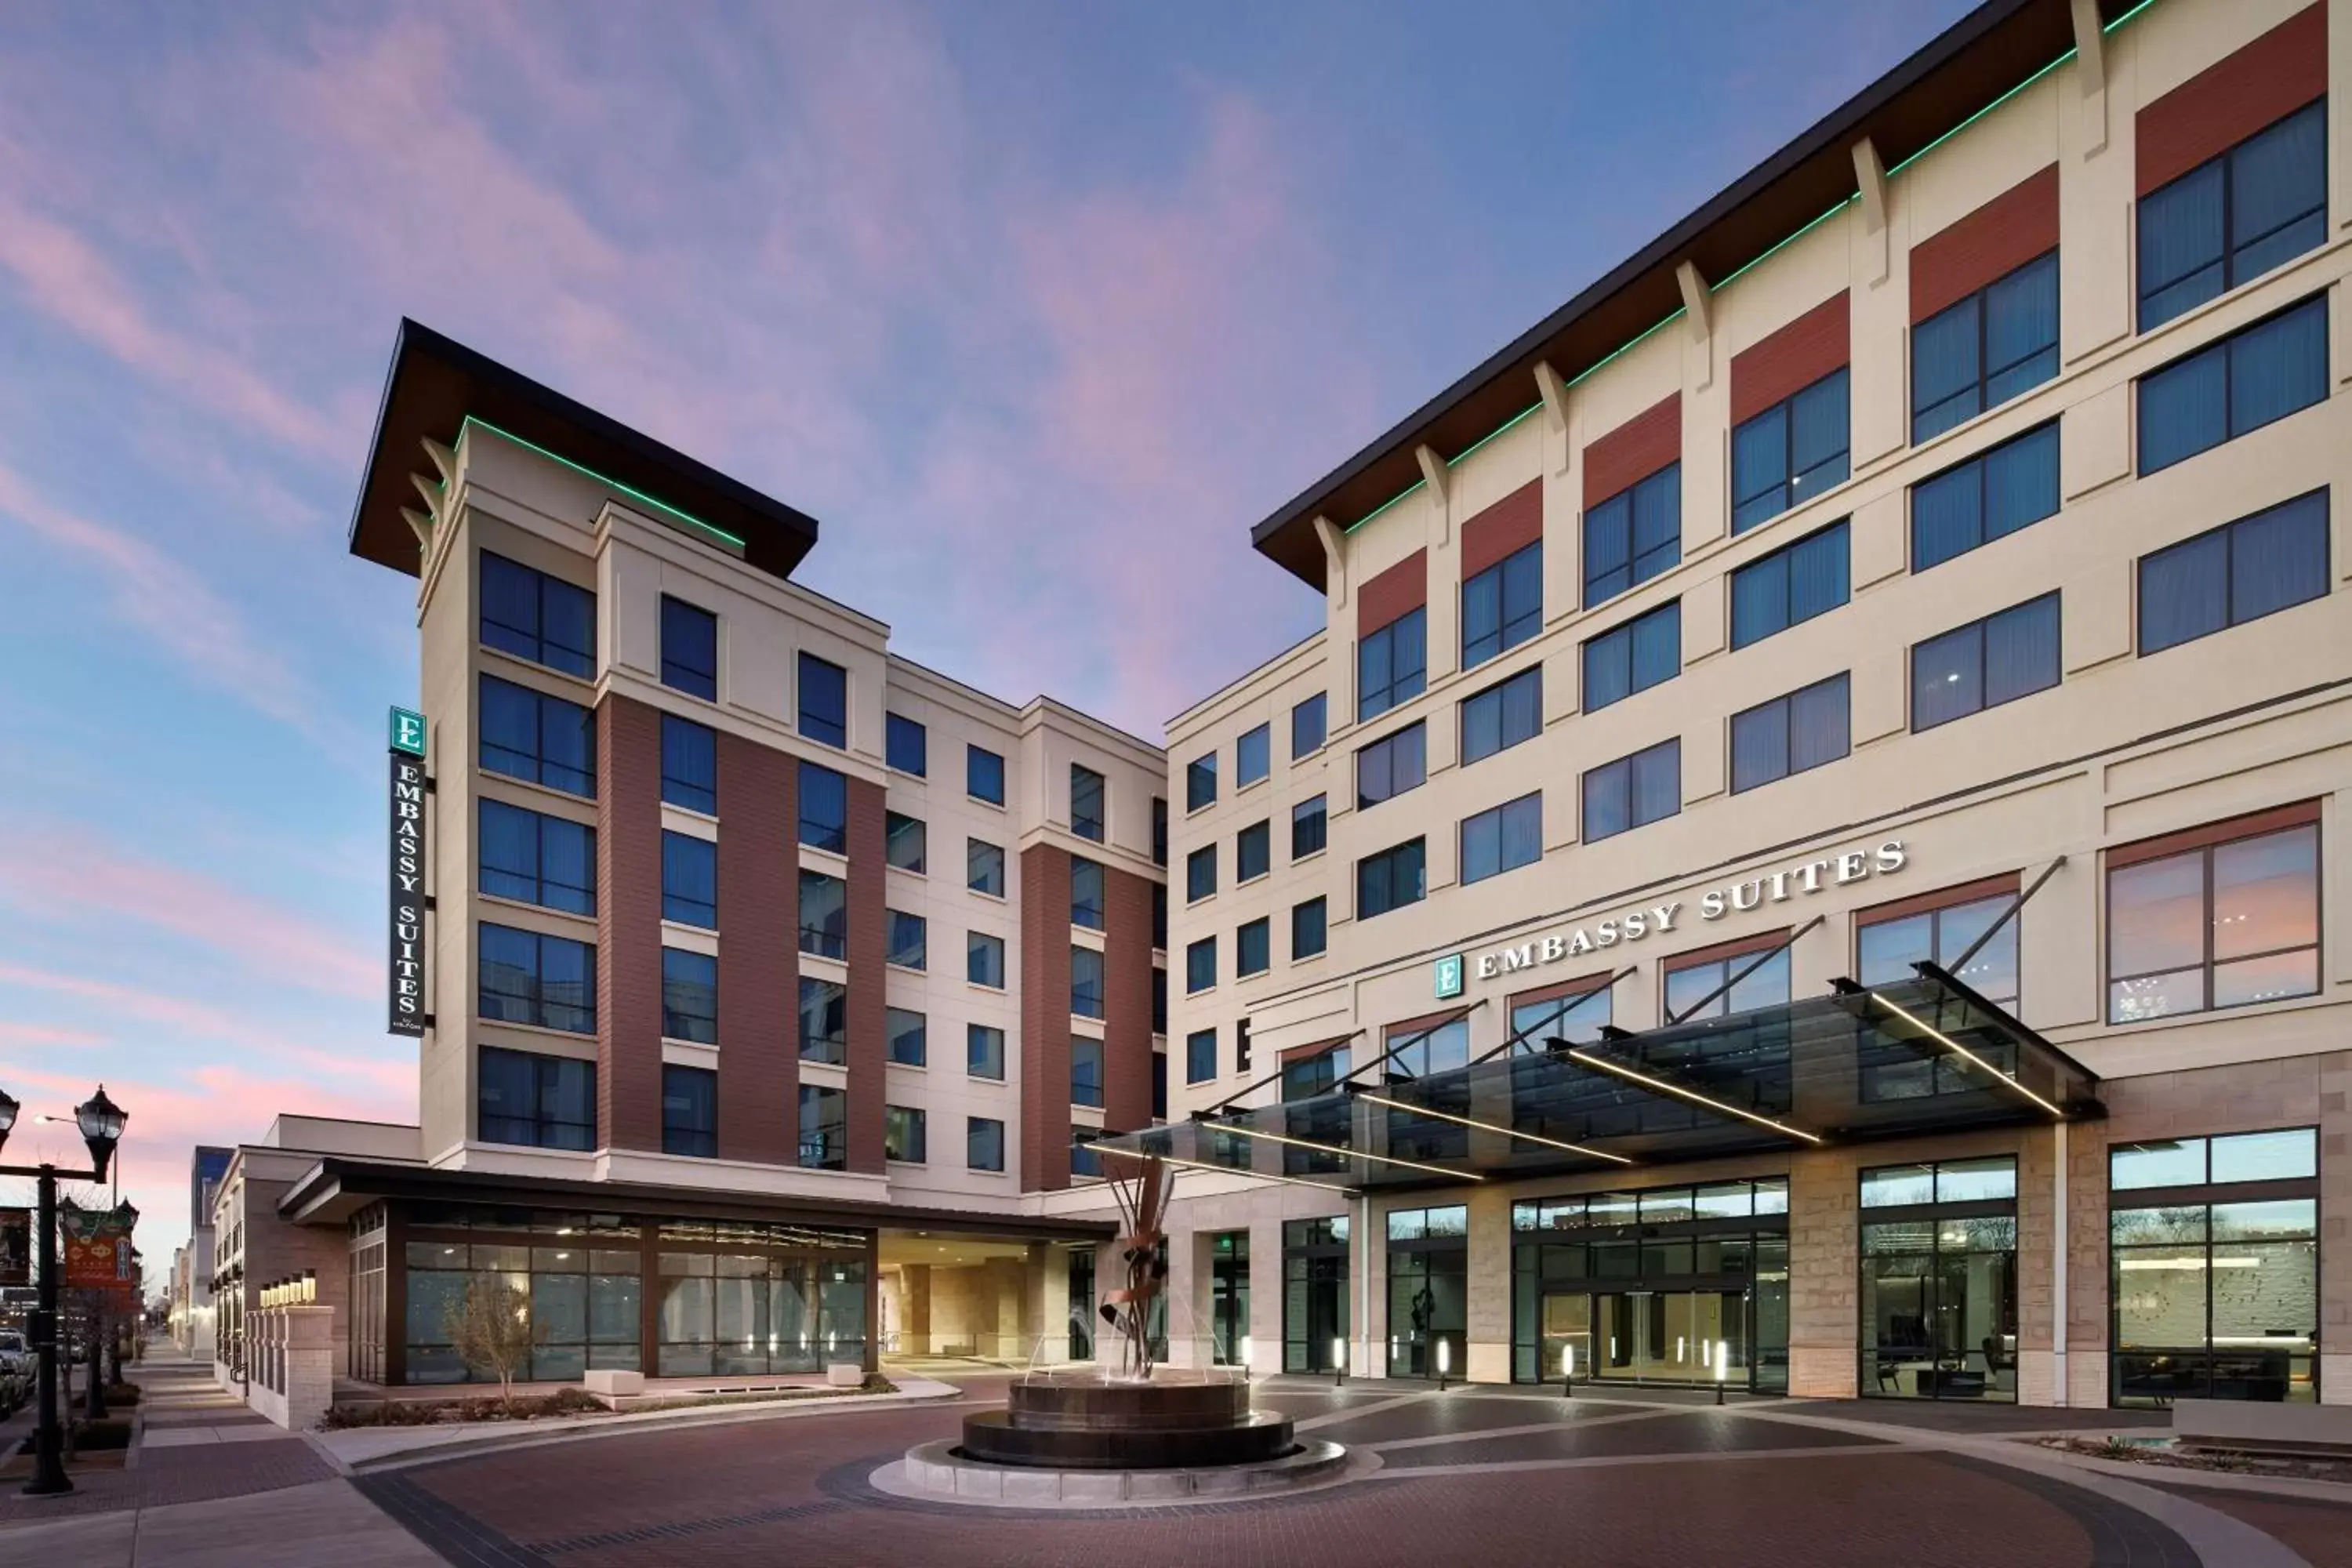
xmin=597 ymin=694 xmax=664 ymax=1151
xmin=1788 ymin=1146 xmax=1859 ymax=1397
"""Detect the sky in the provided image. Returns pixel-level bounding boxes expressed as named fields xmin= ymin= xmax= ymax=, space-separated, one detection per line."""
xmin=0 ymin=0 xmax=1976 ymax=1271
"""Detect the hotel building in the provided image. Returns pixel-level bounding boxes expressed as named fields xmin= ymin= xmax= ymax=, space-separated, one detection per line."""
xmin=220 ymin=0 xmax=2347 ymax=1410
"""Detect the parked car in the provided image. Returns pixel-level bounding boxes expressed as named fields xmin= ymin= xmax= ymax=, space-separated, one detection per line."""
xmin=0 ymin=1330 xmax=29 ymax=1377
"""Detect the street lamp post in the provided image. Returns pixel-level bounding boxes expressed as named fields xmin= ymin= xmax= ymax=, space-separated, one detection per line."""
xmin=0 ymin=1084 xmax=130 ymax=1498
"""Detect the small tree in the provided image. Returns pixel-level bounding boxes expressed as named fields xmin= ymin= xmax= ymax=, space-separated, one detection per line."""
xmin=443 ymin=1278 xmax=539 ymax=1408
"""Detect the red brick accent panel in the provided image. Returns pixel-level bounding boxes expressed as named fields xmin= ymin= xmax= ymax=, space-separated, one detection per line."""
xmin=594 ymin=693 xmax=664 ymax=1152
xmin=716 ymin=733 xmax=795 ymax=1165
xmin=1581 ymin=394 xmax=1680 ymax=509
xmin=1730 ymin=292 xmax=1850 ymax=426
xmin=2137 ymin=4 xmax=2325 ymax=196
xmin=1102 ymin=862 xmax=1156 ymax=1134
xmin=1020 ymin=842 xmax=1073 ymax=1191
xmin=1910 ymin=165 xmax=2059 ymax=323
xmin=844 ymin=775 xmax=889 ymax=1174
xmin=1356 ymin=549 xmax=1427 ymax=638
xmin=1458 ymin=480 xmax=1544 ymax=579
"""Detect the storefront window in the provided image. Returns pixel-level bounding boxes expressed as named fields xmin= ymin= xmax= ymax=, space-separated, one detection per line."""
xmin=2107 ymin=817 xmax=2319 ymax=1023
xmin=1283 ymin=1217 xmax=1349 ymax=1373
xmin=1210 ymin=1232 xmax=1251 ymax=1367
xmin=1512 ymin=1178 xmax=1788 ymax=1391
xmin=1859 ymin=1156 xmax=2017 ymax=1401
xmin=1387 ymin=1205 xmax=1468 ymax=1378
xmin=2110 ymin=1127 xmax=2318 ymax=1406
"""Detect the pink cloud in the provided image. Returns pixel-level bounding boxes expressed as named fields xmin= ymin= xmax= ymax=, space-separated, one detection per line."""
xmin=0 ymin=1022 xmax=104 ymax=1049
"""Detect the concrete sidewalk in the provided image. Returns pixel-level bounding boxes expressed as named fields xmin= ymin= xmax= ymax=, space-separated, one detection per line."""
xmin=0 ymin=1478 xmax=441 ymax=1568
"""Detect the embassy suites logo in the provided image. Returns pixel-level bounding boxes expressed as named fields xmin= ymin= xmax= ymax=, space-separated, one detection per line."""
xmin=1438 ymin=839 xmax=1909 ymax=993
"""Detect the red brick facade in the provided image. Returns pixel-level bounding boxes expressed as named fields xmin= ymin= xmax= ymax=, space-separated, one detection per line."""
xmin=1909 ymin=165 xmax=2059 ymax=323
xmin=844 ymin=775 xmax=889 ymax=1174
xmin=1102 ymin=862 xmax=1156 ymax=1134
xmin=1020 ymin=842 xmax=1074 ymax=1191
xmin=1458 ymin=481 xmax=1544 ymax=579
xmin=716 ymin=732 xmax=796 ymax=1164
xmin=595 ymin=692 xmax=664 ymax=1152
xmin=2136 ymin=3 xmax=2325 ymax=195
xmin=1581 ymin=394 xmax=1680 ymax=509
xmin=1730 ymin=291 xmax=1849 ymax=426
xmin=1356 ymin=549 xmax=1428 ymax=638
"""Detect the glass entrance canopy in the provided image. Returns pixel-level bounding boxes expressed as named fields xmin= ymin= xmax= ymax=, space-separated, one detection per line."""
xmin=1097 ymin=967 xmax=2099 ymax=1193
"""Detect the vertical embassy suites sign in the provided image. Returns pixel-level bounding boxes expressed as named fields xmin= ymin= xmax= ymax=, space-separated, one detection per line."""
xmin=388 ymin=706 xmax=428 ymax=1036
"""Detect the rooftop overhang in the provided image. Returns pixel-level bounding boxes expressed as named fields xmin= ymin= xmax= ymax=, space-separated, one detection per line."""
xmin=347 ymin=318 xmax=821 ymax=584
xmin=275 ymin=1157 xmax=1117 ymax=1242
xmin=1097 ymin=967 xmax=2100 ymax=1195
xmin=1249 ymin=0 xmax=2147 ymax=590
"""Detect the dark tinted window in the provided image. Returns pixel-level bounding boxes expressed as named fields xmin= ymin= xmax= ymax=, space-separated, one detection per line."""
xmin=797 ymin=652 xmax=847 ymax=748
xmin=1186 ymin=751 xmax=1218 ymax=811
xmin=1356 ymin=721 xmax=1426 ymax=810
xmin=662 ymin=1065 xmax=717 ymax=1158
xmin=1236 ymin=724 xmax=1270 ymax=786
xmin=1237 ymin=917 xmax=1271 ymax=977
xmin=478 ymin=1047 xmax=595 ymax=1150
xmin=1461 ymin=666 xmax=1541 ymax=763
xmin=1186 ymin=937 xmax=1217 ymax=993
xmin=1730 ymin=521 xmax=1849 ymax=650
xmin=1732 ymin=368 xmax=1849 ymax=533
xmin=968 ymin=837 xmax=1005 ymax=895
xmin=1071 ymin=1036 xmax=1105 ymax=1108
xmin=799 ymin=1084 xmax=847 ymax=1170
xmin=1236 ymin=820 xmax=1271 ymax=882
xmin=886 ymin=713 xmax=927 ymax=775
xmin=1581 ymin=739 xmax=1679 ymax=843
xmin=1357 ymin=837 xmax=1426 ymax=920
xmin=1730 ymin=673 xmax=1849 ymax=793
xmin=1463 ymin=541 xmax=1541 ymax=667
xmin=662 ymin=946 xmax=717 ymax=1043
xmin=477 ymin=924 xmax=595 ymax=1034
xmin=1584 ymin=465 xmax=1679 ymax=606
xmin=1291 ymin=692 xmax=1327 ymax=757
xmin=887 ymin=811 xmax=926 ymax=873
xmin=1292 ymin=897 xmax=1327 ymax=960
xmin=1581 ymin=601 xmax=1679 ymax=712
xmin=1072 ymin=946 xmax=1105 ymax=1018
xmin=887 ymin=1007 xmax=927 ymax=1066
xmin=1186 ymin=1029 xmax=1218 ymax=1083
xmin=1186 ymin=845 xmax=1216 ymax=902
xmin=1911 ymin=593 xmax=2061 ymax=731
xmin=798 ymin=870 xmax=848 ymax=958
xmin=967 ymin=931 xmax=1007 ymax=988
xmin=967 ymin=1116 xmax=1005 ymax=1171
xmin=1461 ymin=793 xmax=1542 ymax=884
xmin=1071 ymin=856 xmax=1105 ymax=929
xmin=1071 ymin=764 xmax=1106 ymax=841
xmin=1292 ymin=795 xmax=1327 ymax=858
xmin=2139 ymin=101 xmax=2326 ymax=332
xmin=1911 ymin=251 xmax=2058 ymax=443
xmin=660 ymin=596 xmax=717 ymax=700
xmin=480 ymin=674 xmax=595 ymax=797
xmin=968 ymin=1025 xmax=1005 ymax=1080
xmin=2138 ymin=296 xmax=2327 ymax=476
xmin=661 ymin=830 xmax=717 ymax=928
xmin=1358 ymin=607 xmax=1428 ymax=720
xmin=968 ymin=745 xmax=1006 ymax=804
xmin=798 ymin=761 xmax=848 ymax=852
xmin=1911 ymin=421 xmax=2060 ymax=572
xmin=480 ymin=552 xmax=593 ymax=677
xmin=2140 ymin=490 xmax=2328 ymax=655
xmin=659 ymin=713 xmax=716 ymax=814
xmin=887 ymin=909 xmax=927 ymax=969
xmin=478 ymin=798 xmax=594 ymax=915
xmin=799 ymin=977 xmax=847 ymax=1064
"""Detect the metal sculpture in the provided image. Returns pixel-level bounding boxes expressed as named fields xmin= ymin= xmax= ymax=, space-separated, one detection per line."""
xmin=1097 ymin=1152 xmax=1171 ymax=1378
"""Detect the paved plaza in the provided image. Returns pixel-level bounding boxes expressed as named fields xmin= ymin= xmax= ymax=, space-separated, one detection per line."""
xmin=9 ymin=1364 xmax=2352 ymax=1566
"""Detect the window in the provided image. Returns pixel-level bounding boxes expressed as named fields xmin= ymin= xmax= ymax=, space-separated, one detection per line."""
xmin=967 ymin=1024 xmax=1005 ymax=1080
xmin=661 ymin=831 xmax=717 ymax=928
xmin=661 ymin=1065 xmax=717 ymax=1158
xmin=2140 ymin=490 xmax=2328 ymax=655
xmin=968 ymin=837 xmax=1005 ymax=896
xmin=887 ymin=1007 xmax=927 ymax=1067
xmin=1356 ymin=721 xmax=1426 ymax=810
xmin=1186 ymin=937 xmax=1216 ymax=993
xmin=1186 ymin=1028 xmax=1218 ymax=1084
xmin=1236 ymin=724 xmax=1270 ymax=787
xmin=2138 ymin=296 xmax=2328 ymax=475
xmin=1072 ymin=1036 xmax=1105 ymax=1108
xmin=1462 ymin=541 xmax=1541 ymax=666
xmin=1185 ymin=845 xmax=1216 ymax=903
xmin=764 ymin=854 xmax=833 ymax=951
xmin=1461 ymin=793 xmax=1542 ymax=884
xmin=1292 ymin=693 xmax=1327 ymax=758
xmin=967 ymin=931 xmax=1006 ymax=989
xmin=661 ymin=947 xmax=717 ymax=1044
xmin=1152 ymin=884 xmax=1167 ymax=949
xmin=1152 ymin=967 xmax=1167 ymax=1032
xmin=1581 ymin=739 xmax=1679 ymax=843
xmin=1152 ymin=797 xmax=1167 ymax=866
xmin=1072 ymin=1129 xmax=1104 ymax=1180
xmin=1292 ymin=795 xmax=1327 ymax=859
xmin=1911 ymin=422 xmax=2060 ymax=572
xmin=477 ymin=1046 xmax=595 ymax=1150
xmin=886 ymin=811 xmax=926 ymax=873
xmin=660 ymin=714 xmax=716 ymax=815
xmin=1186 ymin=751 xmax=1218 ymax=811
xmin=1071 ymin=856 xmax=1105 ymax=929
xmin=479 ymin=800 xmax=594 ymax=915
xmin=2109 ymin=1127 xmax=2318 ymax=1406
xmin=967 ymin=1116 xmax=1005 ymax=1172
xmin=1461 ymin=666 xmax=1541 ymax=764
xmin=798 ymin=1084 xmax=847 ymax=1170
xmin=1071 ymin=764 xmax=1106 ymax=841
xmin=478 ymin=924 xmax=594 ymax=1033
xmin=1237 ymin=1015 xmax=1253 ymax=1074
xmin=1732 ymin=368 xmax=1850 ymax=533
xmin=1911 ymin=251 xmax=2058 ymax=443
xmin=1357 ymin=607 xmax=1427 ymax=721
xmin=798 ymin=762 xmax=848 ymax=853
xmin=797 ymin=652 xmax=847 ymax=748
xmin=1508 ymin=984 xmax=1611 ymax=1054
xmin=1237 ymin=917 xmax=1270 ymax=978
xmin=480 ymin=674 xmax=595 ymax=797
xmin=799 ymin=977 xmax=847 ymax=1064
xmin=1858 ymin=887 xmax=2019 ymax=1098
xmin=887 ymin=909 xmax=927 ymax=970
xmin=659 ymin=596 xmax=718 ymax=700
xmin=1356 ymin=837 xmax=1425 ymax=921
xmin=1236 ymin=821 xmax=1270 ymax=883
xmin=967 ymin=744 xmax=1005 ymax=805
xmin=885 ymin=1105 xmax=927 ymax=1163
xmin=886 ymin=713 xmax=927 ymax=775
xmin=1581 ymin=601 xmax=1679 ymax=712
xmin=1730 ymin=521 xmax=1848 ymax=650
xmin=1910 ymin=593 xmax=2060 ymax=731
xmin=1583 ymin=465 xmax=1679 ymax=606
xmin=1730 ymin=673 xmax=1849 ymax=793
xmin=1291 ymin=897 xmax=1327 ymax=960
xmin=480 ymin=552 xmax=593 ymax=677
xmin=2107 ymin=816 xmax=2318 ymax=1023
xmin=1664 ymin=944 xmax=1791 ymax=1021
xmin=1152 ymin=1051 xmax=1168 ymax=1118
xmin=1073 ymin=946 xmax=1105 ymax=1018
xmin=2139 ymin=101 xmax=2326 ymax=332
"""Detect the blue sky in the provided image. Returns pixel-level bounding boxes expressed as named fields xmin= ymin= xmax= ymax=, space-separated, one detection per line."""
xmin=0 ymin=0 xmax=1973 ymax=1265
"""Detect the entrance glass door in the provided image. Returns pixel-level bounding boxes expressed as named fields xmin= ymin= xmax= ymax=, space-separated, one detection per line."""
xmin=1592 ymin=1291 xmax=1751 ymax=1385
xmin=1210 ymin=1232 xmax=1249 ymax=1367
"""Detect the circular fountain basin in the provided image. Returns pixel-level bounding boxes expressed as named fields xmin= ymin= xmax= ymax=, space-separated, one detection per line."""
xmin=960 ymin=1374 xmax=1295 ymax=1468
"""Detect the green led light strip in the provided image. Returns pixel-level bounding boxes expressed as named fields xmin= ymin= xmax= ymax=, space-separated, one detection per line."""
xmin=458 ymin=416 xmax=748 ymax=551
xmin=1566 ymin=306 xmax=1686 ymax=389
xmin=1343 ymin=0 xmax=2163 ymax=536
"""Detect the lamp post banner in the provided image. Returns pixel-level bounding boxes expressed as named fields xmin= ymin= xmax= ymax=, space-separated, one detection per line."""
xmin=0 ymin=1209 xmax=27 ymax=1287
xmin=389 ymin=742 xmax=428 ymax=1037
xmin=60 ymin=1209 xmax=136 ymax=1290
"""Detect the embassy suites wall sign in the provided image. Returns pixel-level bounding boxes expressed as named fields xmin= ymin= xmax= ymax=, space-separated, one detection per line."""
xmin=388 ymin=706 xmax=428 ymax=1037
xmin=1439 ymin=839 xmax=1909 ymax=993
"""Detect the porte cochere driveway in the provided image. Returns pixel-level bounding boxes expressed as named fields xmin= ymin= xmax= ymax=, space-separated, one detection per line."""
xmin=339 ymin=1375 xmax=2352 ymax=1568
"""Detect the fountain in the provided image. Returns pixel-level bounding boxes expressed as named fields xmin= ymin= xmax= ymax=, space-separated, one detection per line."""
xmin=884 ymin=1154 xmax=1356 ymax=1504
